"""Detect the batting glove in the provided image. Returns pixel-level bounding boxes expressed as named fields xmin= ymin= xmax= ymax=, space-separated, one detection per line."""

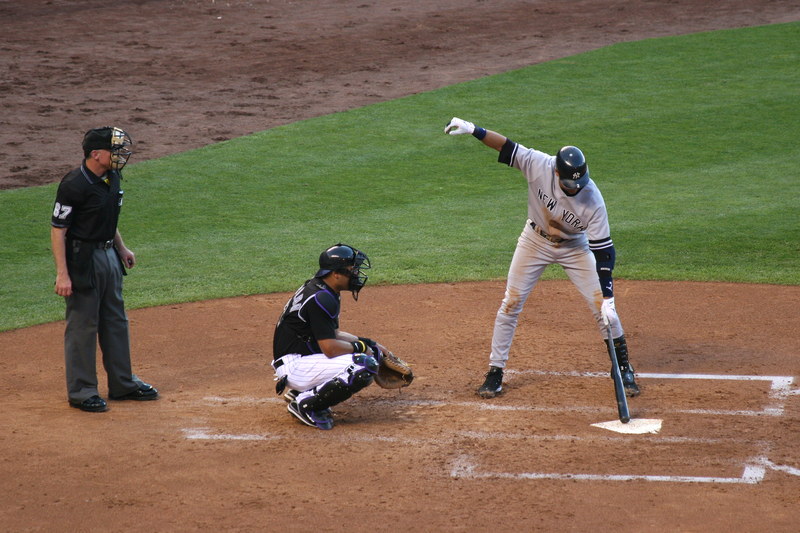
xmin=445 ymin=117 xmax=475 ymax=135
xmin=601 ymin=297 xmax=618 ymax=327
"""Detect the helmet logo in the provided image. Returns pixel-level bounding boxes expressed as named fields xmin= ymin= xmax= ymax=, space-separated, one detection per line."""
xmin=572 ymin=172 xmax=581 ymax=179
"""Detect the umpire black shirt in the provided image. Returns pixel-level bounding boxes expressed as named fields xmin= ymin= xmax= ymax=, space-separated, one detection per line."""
xmin=51 ymin=162 xmax=123 ymax=242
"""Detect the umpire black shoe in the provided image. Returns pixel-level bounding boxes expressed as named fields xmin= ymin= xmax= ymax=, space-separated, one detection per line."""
xmin=619 ymin=364 xmax=640 ymax=397
xmin=478 ymin=366 xmax=503 ymax=398
xmin=110 ymin=383 xmax=159 ymax=401
xmin=70 ymin=395 xmax=108 ymax=412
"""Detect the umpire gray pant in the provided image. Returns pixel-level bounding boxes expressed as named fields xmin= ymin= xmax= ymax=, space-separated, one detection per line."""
xmin=64 ymin=247 xmax=143 ymax=403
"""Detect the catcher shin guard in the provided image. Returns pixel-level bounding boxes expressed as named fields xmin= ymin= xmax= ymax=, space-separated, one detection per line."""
xmin=606 ymin=335 xmax=640 ymax=397
xmin=299 ymin=354 xmax=377 ymax=412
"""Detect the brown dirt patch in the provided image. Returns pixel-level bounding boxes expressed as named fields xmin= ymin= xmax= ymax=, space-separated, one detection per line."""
xmin=2 ymin=1 xmax=800 ymax=531
xmin=3 ymin=280 xmax=800 ymax=531
xmin=2 ymin=0 xmax=799 ymax=189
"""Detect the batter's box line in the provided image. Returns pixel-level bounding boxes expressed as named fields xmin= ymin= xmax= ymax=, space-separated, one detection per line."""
xmin=509 ymin=370 xmax=797 ymax=417
xmin=182 ymin=428 xmax=282 ymax=441
xmin=450 ymin=454 xmax=800 ymax=484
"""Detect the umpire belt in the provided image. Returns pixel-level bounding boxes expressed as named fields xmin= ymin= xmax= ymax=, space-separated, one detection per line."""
xmin=530 ymin=222 xmax=570 ymax=244
xmin=69 ymin=238 xmax=114 ymax=250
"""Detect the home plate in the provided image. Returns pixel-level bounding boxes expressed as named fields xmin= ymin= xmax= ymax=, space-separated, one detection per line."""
xmin=591 ymin=419 xmax=662 ymax=434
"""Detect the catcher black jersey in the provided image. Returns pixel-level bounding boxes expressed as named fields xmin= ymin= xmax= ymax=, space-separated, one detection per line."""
xmin=273 ymin=278 xmax=340 ymax=359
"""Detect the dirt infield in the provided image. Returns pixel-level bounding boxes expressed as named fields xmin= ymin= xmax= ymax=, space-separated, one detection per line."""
xmin=2 ymin=0 xmax=800 ymax=531
xmin=3 ymin=0 xmax=800 ymax=190
xmin=3 ymin=280 xmax=800 ymax=530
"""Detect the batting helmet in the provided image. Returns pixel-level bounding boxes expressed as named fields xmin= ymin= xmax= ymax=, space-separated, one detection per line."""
xmin=83 ymin=126 xmax=133 ymax=171
xmin=555 ymin=146 xmax=589 ymax=192
xmin=315 ymin=244 xmax=371 ymax=299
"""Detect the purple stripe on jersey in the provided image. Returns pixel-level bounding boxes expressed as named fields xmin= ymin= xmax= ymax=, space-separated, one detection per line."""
xmin=313 ymin=291 xmax=338 ymax=319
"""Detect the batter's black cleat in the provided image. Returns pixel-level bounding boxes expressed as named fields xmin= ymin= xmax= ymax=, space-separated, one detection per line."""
xmin=619 ymin=364 xmax=640 ymax=397
xmin=110 ymin=383 xmax=159 ymax=401
xmin=478 ymin=366 xmax=503 ymax=398
xmin=69 ymin=395 xmax=108 ymax=412
xmin=607 ymin=335 xmax=640 ymax=397
xmin=287 ymin=401 xmax=334 ymax=430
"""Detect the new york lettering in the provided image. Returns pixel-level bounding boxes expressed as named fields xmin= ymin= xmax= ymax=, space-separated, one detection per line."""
xmin=537 ymin=189 xmax=557 ymax=212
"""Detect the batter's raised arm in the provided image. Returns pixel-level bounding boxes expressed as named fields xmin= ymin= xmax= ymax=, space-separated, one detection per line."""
xmin=444 ymin=117 xmax=506 ymax=151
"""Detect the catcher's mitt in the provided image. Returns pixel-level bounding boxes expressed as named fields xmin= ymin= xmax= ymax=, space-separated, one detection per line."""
xmin=375 ymin=352 xmax=413 ymax=389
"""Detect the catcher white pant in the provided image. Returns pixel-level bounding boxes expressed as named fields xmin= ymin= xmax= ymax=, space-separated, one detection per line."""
xmin=489 ymin=221 xmax=624 ymax=368
xmin=272 ymin=352 xmax=361 ymax=398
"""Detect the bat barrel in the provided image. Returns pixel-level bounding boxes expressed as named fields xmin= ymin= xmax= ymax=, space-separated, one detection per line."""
xmin=605 ymin=320 xmax=631 ymax=424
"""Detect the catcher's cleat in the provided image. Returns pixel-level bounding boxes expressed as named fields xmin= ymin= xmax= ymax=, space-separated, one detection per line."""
xmin=478 ymin=366 xmax=503 ymax=398
xmin=283 ymin=389 xmax=299 ymax=403
xmin=287 ymin=400 xmax=334 ymax=430
xmin=619 ymin=364 xmax=640 ymax=397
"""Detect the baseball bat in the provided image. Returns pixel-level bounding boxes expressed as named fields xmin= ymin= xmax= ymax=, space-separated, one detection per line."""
xmin=604 ymin=314 xmax=630 ymax=424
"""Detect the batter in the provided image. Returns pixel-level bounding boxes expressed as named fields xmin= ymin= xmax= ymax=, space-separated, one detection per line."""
xmin=445 ymin=117 xmax=640 ymax=398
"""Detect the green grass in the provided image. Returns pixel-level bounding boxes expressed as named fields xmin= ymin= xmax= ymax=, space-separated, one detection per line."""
xmin=2 ymin=22 xmax=798 ymax=331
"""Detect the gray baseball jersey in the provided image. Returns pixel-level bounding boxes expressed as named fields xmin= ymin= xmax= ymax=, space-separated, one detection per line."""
xmin=507 ymin=142 xmax=612 ymax=251
xmin=489 ymin=141 xmax=623 ymax=368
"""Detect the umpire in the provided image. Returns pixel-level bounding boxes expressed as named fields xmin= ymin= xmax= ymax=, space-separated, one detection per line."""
xmin=50 ymin=126 xmax=158 ymax=412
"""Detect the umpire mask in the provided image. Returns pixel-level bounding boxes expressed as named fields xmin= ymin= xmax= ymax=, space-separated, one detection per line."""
xmin=83 ymin=126 xmax=133 ymax=171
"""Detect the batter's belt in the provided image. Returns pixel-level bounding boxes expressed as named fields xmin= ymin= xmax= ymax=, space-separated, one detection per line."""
xmin=529 ymin=221 xmax=572 ymax=244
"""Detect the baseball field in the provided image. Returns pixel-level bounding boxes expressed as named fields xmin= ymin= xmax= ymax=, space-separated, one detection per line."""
xmin=2 ymin=1 xmax=800 ymax=531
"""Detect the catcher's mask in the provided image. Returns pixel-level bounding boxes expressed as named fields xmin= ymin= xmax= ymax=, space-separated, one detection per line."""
xmin=83 ymin=126 xmax=133 ymax=171
xmin=315 ymin=243 xmax=371 ymax=300
xmin=555 ymin=146 xmax=589 ymax=193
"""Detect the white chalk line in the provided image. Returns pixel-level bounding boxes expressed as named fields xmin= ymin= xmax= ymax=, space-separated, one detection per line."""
xmin=758 ymin=458 xmax=800 ymax=477
xmin=450 ymin=454 xmax=771 ymax=484
xmin=506 ymin=370 xmax=797 ymax=417
xmin=182 ymin=424 xmax=764 ymax=449
xmin=181 ymin=422 xmax=800 ymax=483
xmin=182 ymin=427 xmax=795 ymax=484
xmin=182 ymin=428 xmax=281 ymax=441
xmin=452 ymin=454 xmax=800 ymax=483
xmin=187 ymin=371 xmax=799 ymax=483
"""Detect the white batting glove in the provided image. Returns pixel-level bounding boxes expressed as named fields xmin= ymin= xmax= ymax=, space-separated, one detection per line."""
xmin=445 ymin=117 xmax=475 ymax=135
xmin=601 ymin=297 xmax=618 ymax=327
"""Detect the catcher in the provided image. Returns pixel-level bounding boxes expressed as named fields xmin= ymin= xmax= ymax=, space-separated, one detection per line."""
xmin=272 ymin=244 xmax=413 ymax=430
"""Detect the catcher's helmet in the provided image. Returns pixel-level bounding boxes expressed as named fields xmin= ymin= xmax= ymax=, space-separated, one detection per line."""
xmin=83 ymin=126 xmax=133 ymax=171
xmin=555 ymin=146 xmax=589 ymax=192
xmin=315 ymin=244 xmax=371 ymax=299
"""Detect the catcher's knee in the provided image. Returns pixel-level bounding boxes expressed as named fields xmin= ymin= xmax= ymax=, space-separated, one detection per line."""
xmin=299 ymin=355 xmax=376 ymax=412
xmin=346 ymin=354 xmax=378 ymax=391
xmin=352 ymin=353 xmax=379 ymax=375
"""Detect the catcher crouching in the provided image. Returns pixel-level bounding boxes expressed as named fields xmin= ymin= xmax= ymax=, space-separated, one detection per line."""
xmin=272 ymin=244 xmax=413 ymax=430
